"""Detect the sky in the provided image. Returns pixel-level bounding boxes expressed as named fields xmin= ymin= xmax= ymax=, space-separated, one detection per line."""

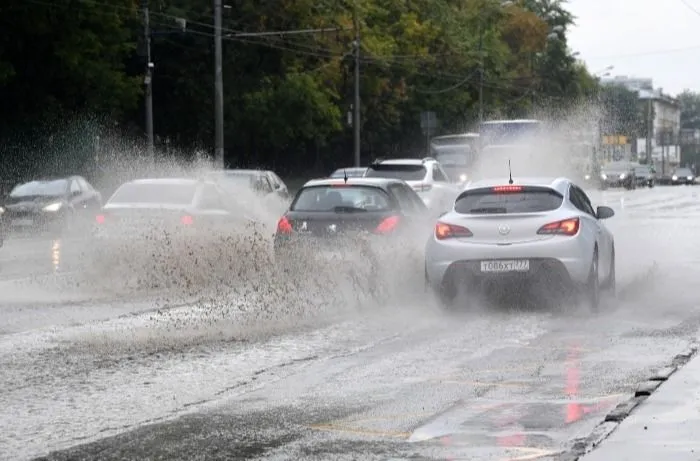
xmin=566 ymin=0 xmax=700 ymax=96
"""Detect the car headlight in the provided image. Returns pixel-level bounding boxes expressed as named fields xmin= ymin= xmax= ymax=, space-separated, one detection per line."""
xmin=0 ymin=206 xmax=4 ymax=214
xmin=619 ymin=174 xmax=626 ymax=179
xmin=688 ymin=176 xmax=694 ymax=180
xmin=42 ymin=202 xmax=63 ymax=212
xmin=584 ymin=174 xmax=591 ymax=180
xmin=459 ymin=173 xmax=468 ymax=182
xmin=672 ymin=175 xmax=678 ymax=180
xmin=601 ymin=174 xmax=607 ymax=179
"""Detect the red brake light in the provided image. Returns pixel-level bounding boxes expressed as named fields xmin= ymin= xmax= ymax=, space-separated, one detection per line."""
xmin=181 ymin=215 xmax=194 ymax=225
xmin=492 ymin=185 xmax=523 ymax=193
xmin=277 ymin=216 xmax=293 ymax=234
xmin=375 ymin=215 xmax=400 ymax=234
xmin=435 ymin=221 xmax=473 ymax=240
xmin=95 ymin=214 xmax=105 ymax=224
xmin=537 ymin=217 xmax=579 ymax=236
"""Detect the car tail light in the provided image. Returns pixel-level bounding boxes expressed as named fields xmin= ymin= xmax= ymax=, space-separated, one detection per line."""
xmin=375 ymin=215 xmax=400 ymax=234
xmin=181 ymin=215 xmax=194 ymax=225
xmin=537 ymin=217 xmax=579 ymax=236
xmin=435 ymin=221 xmax=473 ymax=240
xmin=277 ymin=216 xmax=293 ymax=234
xmin=492 ymin=185 xmax=523 ymax=193
xmin=95 ymin=214 xmax=105 ymax=224
xmin=413 ymin=183 xmax=432 ymax=192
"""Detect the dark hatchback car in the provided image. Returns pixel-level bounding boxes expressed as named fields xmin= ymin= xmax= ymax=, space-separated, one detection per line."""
xmin=671 ymin=167 xmax=696 ymax=185
xmin=1 ymin=176 xmax=102 ymax=235
xmin=274 ymin=177 xmax=431 ymax=263
xmin=599 ymin=162 xmax=636 ymax=190
xmin=633 ymin=165 xmax=655 ymax=188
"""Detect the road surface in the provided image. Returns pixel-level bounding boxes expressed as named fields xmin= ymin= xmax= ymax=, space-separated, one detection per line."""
xmin=1 ymin=185 xmax=699 ymax=461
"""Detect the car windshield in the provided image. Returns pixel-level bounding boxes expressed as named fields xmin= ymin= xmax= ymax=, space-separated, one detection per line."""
xmin=455 ymin=188 xmax=563 ymax=214
xmin=291 ymin=185 xmax=392 ymax=212
xmin=435 ymin=151 xmax=472 ymax=166
xmin=10 ymin=179 xmax=67 ymax=197
xmin=675 ymin=169 xmax=692 ymax=175
xmin=602 ymin=163 xmax=630 ymax=173
xmin=364 ymin=164 xmax=427 ymax=181
xmin=108 ymin=183 xmax=197 ymax=205
xmin=635 ymin=167 xmax=650 ymax=175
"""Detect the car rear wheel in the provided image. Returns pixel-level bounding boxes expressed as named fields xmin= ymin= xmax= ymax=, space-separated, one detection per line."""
xmin=601 ymin=248 xmax=616 ymax=296
xmin=583 ymin=249 xmax=600 ymax=312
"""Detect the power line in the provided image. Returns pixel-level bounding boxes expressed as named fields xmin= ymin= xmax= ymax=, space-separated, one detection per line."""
xmin=586 ymin=45 xmax=700 ymax=60
xmin=680 ymin=0 xmax=700 ymax=16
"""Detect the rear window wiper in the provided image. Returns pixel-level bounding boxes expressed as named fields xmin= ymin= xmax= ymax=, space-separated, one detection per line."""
xmin=332 ymin=206 xmax=368 ymax=213
xmin=468 ymin=207 xmax=507 ymax=214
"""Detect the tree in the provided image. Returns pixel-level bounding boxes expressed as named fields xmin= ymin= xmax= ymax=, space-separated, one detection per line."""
xmin=678 ymin=90 xmax=700 ymax=130
xmin=0 ymin=0 xmax=600 ymax=178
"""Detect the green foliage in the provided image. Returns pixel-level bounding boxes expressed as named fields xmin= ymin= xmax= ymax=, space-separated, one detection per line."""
xmin=0 ymin=0 xmax=595 ymax=176
xmin=679 ymin=90 xmax=700 ymax=130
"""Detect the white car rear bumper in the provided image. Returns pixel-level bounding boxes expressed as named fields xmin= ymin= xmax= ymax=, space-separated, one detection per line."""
xmin=425 ymin=234 xmax=593 ymax=288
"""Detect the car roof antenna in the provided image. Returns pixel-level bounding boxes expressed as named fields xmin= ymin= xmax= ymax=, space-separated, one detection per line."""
xmin=343 ymin=168 xmax=348 ymax=184
xmin=508 ymin=159 xmax=514 ymax=184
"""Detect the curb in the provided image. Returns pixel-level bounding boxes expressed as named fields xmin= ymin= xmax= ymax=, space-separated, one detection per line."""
xmin=562 ymin=342 xmax=699 ymax=460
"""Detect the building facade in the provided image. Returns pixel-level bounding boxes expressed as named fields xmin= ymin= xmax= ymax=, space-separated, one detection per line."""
xmin=635 ymin=88 xmax=681 ymax=173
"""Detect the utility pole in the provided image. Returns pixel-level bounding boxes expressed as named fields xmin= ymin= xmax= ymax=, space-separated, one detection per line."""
xmin=646 ymin=97 xmax=653 ymax=165
xmin=142 ymin=0 xmax=154 ymax=159
xmin=214 ymin=0 xmax=225 ymax=168
xmin=352 ymin=0 xmax=361 ymax=168
xmin=477 ymin=24 xmax=484 ymax=126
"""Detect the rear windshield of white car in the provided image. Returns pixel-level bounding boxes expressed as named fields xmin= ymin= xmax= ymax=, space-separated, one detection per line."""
xmin=364 ymin=164 xmax=427 ymax=181
xmin=109 ymin=183 xmax=197 ymax=205
xmin=455 ymin=186 xmax=563 ymax=214
xmin=291 ymin=185 xmax=392 ymax=212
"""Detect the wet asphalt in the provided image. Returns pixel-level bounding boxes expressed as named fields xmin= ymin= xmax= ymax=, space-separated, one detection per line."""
xmin=1 ymin=185 xmax=700 ymax=461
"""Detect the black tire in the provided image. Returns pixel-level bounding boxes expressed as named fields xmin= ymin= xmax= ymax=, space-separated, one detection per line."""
xmin=584 ymin=249 xmax=600 ymax=312
xmin=427 ymin=268 xmax=456 ymax=310
xmin=601 ymin=248 xmax=616 ymax=296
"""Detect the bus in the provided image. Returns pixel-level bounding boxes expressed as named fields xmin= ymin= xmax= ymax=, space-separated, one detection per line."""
xmin=478 ymin=119 xmax=543 ymax=147
xmin=429 ymin=133 xmax=479 ymax=182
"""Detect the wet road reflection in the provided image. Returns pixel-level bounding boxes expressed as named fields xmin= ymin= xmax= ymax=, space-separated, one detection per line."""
xmin=0 ymin=235 xmax=80 ymax=281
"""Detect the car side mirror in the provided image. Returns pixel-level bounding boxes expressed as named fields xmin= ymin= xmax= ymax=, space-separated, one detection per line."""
xmin=596 ymin=205 xmax=614 ymax=220
xmin=72 ymin=190 xmax=81 ymax=197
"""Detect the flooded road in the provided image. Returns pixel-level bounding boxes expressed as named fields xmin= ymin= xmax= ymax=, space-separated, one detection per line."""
xmin=2 ymin=186 xmax=700 ymax=461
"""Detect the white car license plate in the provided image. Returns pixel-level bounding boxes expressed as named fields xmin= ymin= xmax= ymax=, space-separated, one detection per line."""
xmin=12 ymin=218 xmax=34 ymax=227
xmin=480 ymin=260 xmax=530 ymax=273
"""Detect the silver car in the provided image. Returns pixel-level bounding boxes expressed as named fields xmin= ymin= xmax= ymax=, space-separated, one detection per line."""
xmin=424 ymin=177 xmax=616 ymax=310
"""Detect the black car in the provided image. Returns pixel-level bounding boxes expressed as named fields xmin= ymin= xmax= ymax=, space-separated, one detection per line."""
xmin=671 ymin=167 xmax=696 ymax=185
xmin=274 ymin=177 xmax=431 ymax=265
xmin=633 ymin=165 xmax=655 ymax=188
xmin=205 ymin=169 xmax=290 ymax=200
xmin=1 ymin=176 xmax=102 ymax=235
xmin=599 ymin=163 xmax=636 ymax=190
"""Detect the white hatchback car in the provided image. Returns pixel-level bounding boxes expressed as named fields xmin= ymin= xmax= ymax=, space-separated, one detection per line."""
xmin=424 ymin=177 xmax=616 ymax=310
xmin=364 ymin=157 xmax=461 ymax=213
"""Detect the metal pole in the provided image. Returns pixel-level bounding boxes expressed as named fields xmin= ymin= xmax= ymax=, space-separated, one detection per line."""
xmin=352 ymin=0 xmax=361 ymax=167
xmin=478 ymin=23 xmax=484 ymax=125
xmin=646 ymin=97 xmax=653 ymax=165
xmin=214 ymin=0 xmax=225 ymax=168
xmin=143 ymin=0 xmax=154 ymax=159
